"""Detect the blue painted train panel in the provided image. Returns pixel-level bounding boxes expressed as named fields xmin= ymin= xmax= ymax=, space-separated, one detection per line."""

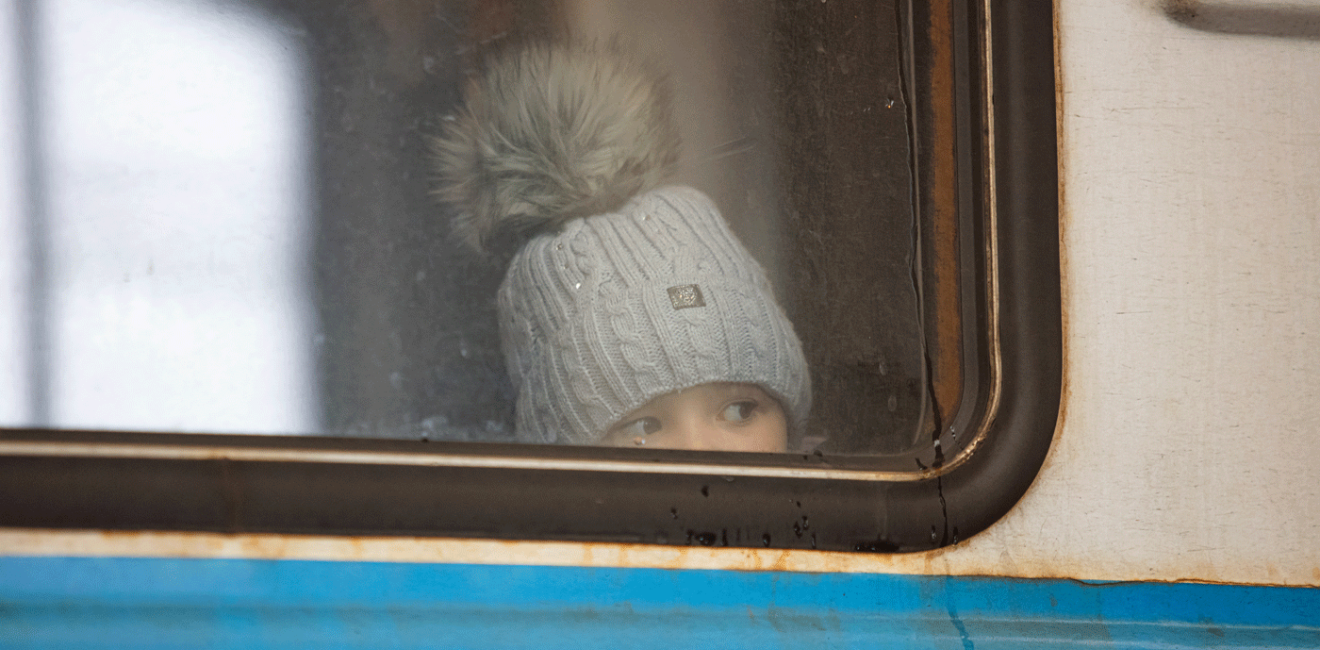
xmin=1 ymin=557 xmax=1317 ymax=649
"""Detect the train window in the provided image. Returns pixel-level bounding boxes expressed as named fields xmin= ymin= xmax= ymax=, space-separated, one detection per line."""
xmin=0 ymin=0 xmax=1059 ymax=551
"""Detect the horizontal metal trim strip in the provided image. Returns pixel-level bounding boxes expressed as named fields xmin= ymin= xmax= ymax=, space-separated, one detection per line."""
xmin=1 ymin=557 xmax=1316 ymax=649
xmin=0 ymin=440 xmax=926 ymax=482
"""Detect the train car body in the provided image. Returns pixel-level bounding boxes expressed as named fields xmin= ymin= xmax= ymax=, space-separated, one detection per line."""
xmin=1 ymin=0 xmax=1318 ymax=647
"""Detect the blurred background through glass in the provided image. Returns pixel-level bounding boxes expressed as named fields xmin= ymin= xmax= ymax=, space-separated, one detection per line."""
xmin=0 ymin=0 xmax=926 ymax=454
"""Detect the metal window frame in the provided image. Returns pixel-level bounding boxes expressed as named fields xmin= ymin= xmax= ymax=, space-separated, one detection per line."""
xmin=0 ymin=0 xmax=1058 ymax=553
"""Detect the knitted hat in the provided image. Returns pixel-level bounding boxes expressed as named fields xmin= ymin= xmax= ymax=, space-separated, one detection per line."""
xmin=430 ymin=42 xmax=810 ymax=445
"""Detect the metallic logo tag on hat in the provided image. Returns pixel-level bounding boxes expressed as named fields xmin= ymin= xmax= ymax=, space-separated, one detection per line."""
xmin=667 ymin=284 xmax=706 ymax=310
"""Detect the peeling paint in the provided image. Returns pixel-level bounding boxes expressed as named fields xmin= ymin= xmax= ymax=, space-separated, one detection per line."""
xmin=1 ymin=0 xmax=1318 ymax=597
xmin=0 ymin=529 xmax=1316 ymax=588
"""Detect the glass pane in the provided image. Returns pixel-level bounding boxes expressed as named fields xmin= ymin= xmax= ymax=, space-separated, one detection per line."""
xmin=2 ymin=0 xmax=970 ymax=458
xmin=4 ymin=0 xmax=315 ymax=434
xmin=0 ymin=0 xmax=24 ymax=423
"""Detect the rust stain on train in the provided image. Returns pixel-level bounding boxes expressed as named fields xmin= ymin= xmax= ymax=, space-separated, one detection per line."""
xmin=1 ymin=529 xmax=1317 ymax=587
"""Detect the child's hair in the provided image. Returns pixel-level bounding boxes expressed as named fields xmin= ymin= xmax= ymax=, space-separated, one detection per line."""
xmin=430 ymin=40 xmax=810 ymax=445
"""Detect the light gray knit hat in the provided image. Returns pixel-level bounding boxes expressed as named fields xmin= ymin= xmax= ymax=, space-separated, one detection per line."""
xmin=499 ymin=186 xmax=810 ymax=444
xmin=430 ymin=41 xmax=810 ymax=444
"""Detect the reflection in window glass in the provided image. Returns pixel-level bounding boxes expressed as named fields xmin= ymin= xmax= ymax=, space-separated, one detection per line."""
xmin=4 ymin=0 xmax=954 ymax=459
xmin=1 ymin=0 xmax=25 ymax=423
xmin=2 ymin=0 xmax=315 ymax=434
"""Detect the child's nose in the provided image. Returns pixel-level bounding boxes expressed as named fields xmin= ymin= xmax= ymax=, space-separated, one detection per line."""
xmin=666 ymin=414 xmax=732 ymax=451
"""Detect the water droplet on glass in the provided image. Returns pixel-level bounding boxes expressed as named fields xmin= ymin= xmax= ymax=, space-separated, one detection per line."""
xmin=762 ymin=533 xmax=772 ymax=547
xmin=574 ymin=282 xmax=581 ymax=290
xmin=887 ymin=394 xmax=898 ymax=412
xmin=633 ymin=437 xmax=646 ymax=446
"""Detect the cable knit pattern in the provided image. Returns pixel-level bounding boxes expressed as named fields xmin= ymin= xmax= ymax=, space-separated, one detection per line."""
xmin=499 ymin=186 xmax=811 ymax=445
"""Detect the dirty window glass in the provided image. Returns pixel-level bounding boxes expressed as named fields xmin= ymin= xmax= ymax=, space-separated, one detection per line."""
xmin=1 ymin=0 xmax=976 ymax=459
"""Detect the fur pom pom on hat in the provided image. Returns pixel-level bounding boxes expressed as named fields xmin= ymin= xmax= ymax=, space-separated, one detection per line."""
xmin=430 ymin=41 xmax=680 ymax=253
xmin=432 ymin=42 xmax=810 ymax=445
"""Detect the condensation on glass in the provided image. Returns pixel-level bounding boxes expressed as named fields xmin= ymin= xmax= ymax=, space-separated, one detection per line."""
xmin=1 ymin=0 xmax=973 ymax=458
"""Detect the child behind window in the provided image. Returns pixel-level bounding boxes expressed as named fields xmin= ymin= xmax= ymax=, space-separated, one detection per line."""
xmin=430 ymin=41 xmax=810 ymax=451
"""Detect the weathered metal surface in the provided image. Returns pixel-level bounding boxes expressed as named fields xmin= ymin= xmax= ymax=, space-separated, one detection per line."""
xmin=1 ymin=0 xmax=1318 ymax=591
xmin=1165 ymin=0 xmax=1320 ymax=39
xmin=10 ymin=0 xmax=1319 ymax=588
xmin=961 ymin=0 xmax=1320 ymax=586
xmin=2 ymin=556 xmax=1317 ymax=649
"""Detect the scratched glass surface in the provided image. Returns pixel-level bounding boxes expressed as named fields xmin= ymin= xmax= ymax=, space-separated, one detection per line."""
xmin=0 ymin=0 xmax=930 ymax=455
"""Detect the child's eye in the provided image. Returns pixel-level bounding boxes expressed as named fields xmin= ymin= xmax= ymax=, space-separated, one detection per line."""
xmin=615 ymin=416 xmax=662 ymax=438
xmin=720 ymin=400 xmax=758 ymax=423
